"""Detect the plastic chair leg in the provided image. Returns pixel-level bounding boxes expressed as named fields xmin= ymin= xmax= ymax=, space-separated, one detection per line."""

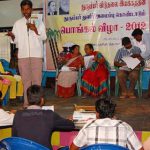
xmin=115 ymin=77 xmax=119 ymax=97
xmin=77 ymin=79 xmax=82 ymax=96
xmin=107 ymin=77 xmax=110 ymax=97
xmin=2 ymin=90 xmax=9 ymax=106
xmin=137 ymin=80 xmax=142 ymax=98
xmin=41 ymin=73 xmax=46 ymax=87
xmin=55 ymin=80 xmax=57 ymax=95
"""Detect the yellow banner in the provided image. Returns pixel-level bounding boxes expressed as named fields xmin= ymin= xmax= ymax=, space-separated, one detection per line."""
xmin=45 ymin=0 xmax=149 ymax=68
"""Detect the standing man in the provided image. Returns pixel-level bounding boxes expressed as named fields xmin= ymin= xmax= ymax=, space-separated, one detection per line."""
xmin=7 ymin=0 xmax=47 ymax=107
xmin=132 ymin=28 xmax=150 ymax=60
xmin=132 ymin=28 xmax=150 ymax=98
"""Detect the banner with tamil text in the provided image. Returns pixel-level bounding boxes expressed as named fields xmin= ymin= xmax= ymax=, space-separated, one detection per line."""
xmin=45 ymin=0 xmax=149 ymax=68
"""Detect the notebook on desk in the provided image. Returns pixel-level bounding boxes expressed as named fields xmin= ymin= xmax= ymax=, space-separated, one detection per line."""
xmin=73 ymin=111 xmax=96 ymax=120
xmin=74 ymin=104 xmax=95 ymax=111
xmin=73 ymin=110 xmax=96 ymax=129
xmin=73 ymin=104 xmax=96 ymax=129
xmin=42 ymin=105 xmax=54 ymax=111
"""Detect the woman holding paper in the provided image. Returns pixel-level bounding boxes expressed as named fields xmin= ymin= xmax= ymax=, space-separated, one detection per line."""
xmin=57 ymin=45 xmax=84 ymax=98
xmin=81 ymin=44 xmax=109 ymax=98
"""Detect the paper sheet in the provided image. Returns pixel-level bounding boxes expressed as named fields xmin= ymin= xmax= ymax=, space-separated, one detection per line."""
xmin=60 ymin=65 xmax=76 ymax=71
xmin=84 ymin=55 xmax=94 ymax=69
xmin=0 ymin=33 xmax=10 ymax=61
xmin=73 ymin=111 xmax=96 ymax=121
xmin=122 ymin=56 xmax=140 ymax=69
xmin=42 ymin=105 xmax=54 ymax=111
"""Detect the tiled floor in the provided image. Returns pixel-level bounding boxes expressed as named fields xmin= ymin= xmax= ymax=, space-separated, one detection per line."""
xmin=5 ymin=88 xmax=150 ymax=131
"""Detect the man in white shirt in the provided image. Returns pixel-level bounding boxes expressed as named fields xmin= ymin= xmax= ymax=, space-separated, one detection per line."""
xmin=70 ymin=98 xmax=143 ymax=150
xmin=0 ymin=91 xmax=14 ymax=126
xmin=132 ymin=28 xmax=150 ymax=98
xmin=7 ymin=0 xmax=47 ymax=107
xmin=132 ymin=28 xmax=150 ymax=60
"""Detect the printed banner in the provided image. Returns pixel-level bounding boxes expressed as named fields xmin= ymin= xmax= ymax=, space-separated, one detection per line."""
xmin=0 ymin=33 xmax=10 ymax=62
xmin=45 ymin=0 xmax=149 ymax=69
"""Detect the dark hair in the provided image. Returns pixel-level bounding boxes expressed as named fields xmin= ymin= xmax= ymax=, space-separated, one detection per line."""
xmin=0 ymin=91 xmax=2 ymax=107
xmin=85 ymin=43 xmax=94 ymax=50
xmin=95 ymin=98 xmax=116 ymax=118
xmin=20 ymin=0 xmax=33 ymax=8
xmin=70 ymin=44 xmax=80 ymax=53
xmin=48 ymin=1 xmax=55 ymax=7
xmin=122 ymin=37 xmax=131 ymax=46
xmin=132 ymin=28 xmax=143 ymax=37
xmin=27 ymin=85 xmax=43 ymax=105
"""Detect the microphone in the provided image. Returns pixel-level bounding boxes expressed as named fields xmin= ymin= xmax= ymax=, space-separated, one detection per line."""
xmin=26 ymin=19 xmax=30 ymax=32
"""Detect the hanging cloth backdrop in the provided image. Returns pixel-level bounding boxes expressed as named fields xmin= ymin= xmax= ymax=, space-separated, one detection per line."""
xmin=0 ymin=33 xmax=10 ymax=62
xmin=44 ymin=0 xmax=150 ymax=70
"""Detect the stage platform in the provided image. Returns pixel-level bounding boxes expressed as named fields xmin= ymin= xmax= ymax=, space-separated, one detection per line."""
xmin=3 ymin=88 xmax=150 ymax=131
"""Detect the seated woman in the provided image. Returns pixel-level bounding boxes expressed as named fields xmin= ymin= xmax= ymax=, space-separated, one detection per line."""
xmin=57 ymin=45 xmax=84 ymax=98
xmin=81 ymin=43 xmax=109 ymax=97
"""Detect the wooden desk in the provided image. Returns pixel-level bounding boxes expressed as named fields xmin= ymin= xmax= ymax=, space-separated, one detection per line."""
xmin=0 ymin=126 xmax=149 ymax=150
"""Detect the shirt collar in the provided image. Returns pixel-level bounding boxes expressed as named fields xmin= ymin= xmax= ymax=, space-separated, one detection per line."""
xmin=123 ymin=46 xmax=133 ymax=52
xmin=27 ymin=105 xmax=42 ymax=110
xmin=23 ymin=17 xmax=31 ymax=22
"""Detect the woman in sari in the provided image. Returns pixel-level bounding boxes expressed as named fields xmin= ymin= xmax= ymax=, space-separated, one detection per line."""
xmin=57 ymin=45 xmax=84 ymax=98
xmin=81 ymin=43 xmax=109 ymax=97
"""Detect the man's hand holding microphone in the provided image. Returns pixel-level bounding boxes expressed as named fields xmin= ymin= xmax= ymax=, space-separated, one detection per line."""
xmin=26 ymin=20 xmax=39 ymax=35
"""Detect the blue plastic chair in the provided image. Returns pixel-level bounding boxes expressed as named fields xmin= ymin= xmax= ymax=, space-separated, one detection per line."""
xmin=58 ymin=146 xmax=69 ymax=150
xmin=80 ymin=144 xmax=129 ymax=150
xmin=0 ymin=141 xmax=8 ymax=150
xmin=1 ymin=137 xmax=50 ymax=150
xmin=41 ymin=70 xmax=56 ymax=87
xmin=0 ymin=59 xmax=17 ymax=75
xmin=2 ymin=90 xmax=9 ymax=106
xmin=0 ymin=59 xmax=17 ymax=106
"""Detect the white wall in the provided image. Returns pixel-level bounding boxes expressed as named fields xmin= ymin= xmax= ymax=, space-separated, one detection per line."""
xmin=0 ymin=0 xmax=43 ymax=27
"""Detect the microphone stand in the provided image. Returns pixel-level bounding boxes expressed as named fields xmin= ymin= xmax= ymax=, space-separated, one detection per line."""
xmin=27 ymin=20 xmax=32 ymax=86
